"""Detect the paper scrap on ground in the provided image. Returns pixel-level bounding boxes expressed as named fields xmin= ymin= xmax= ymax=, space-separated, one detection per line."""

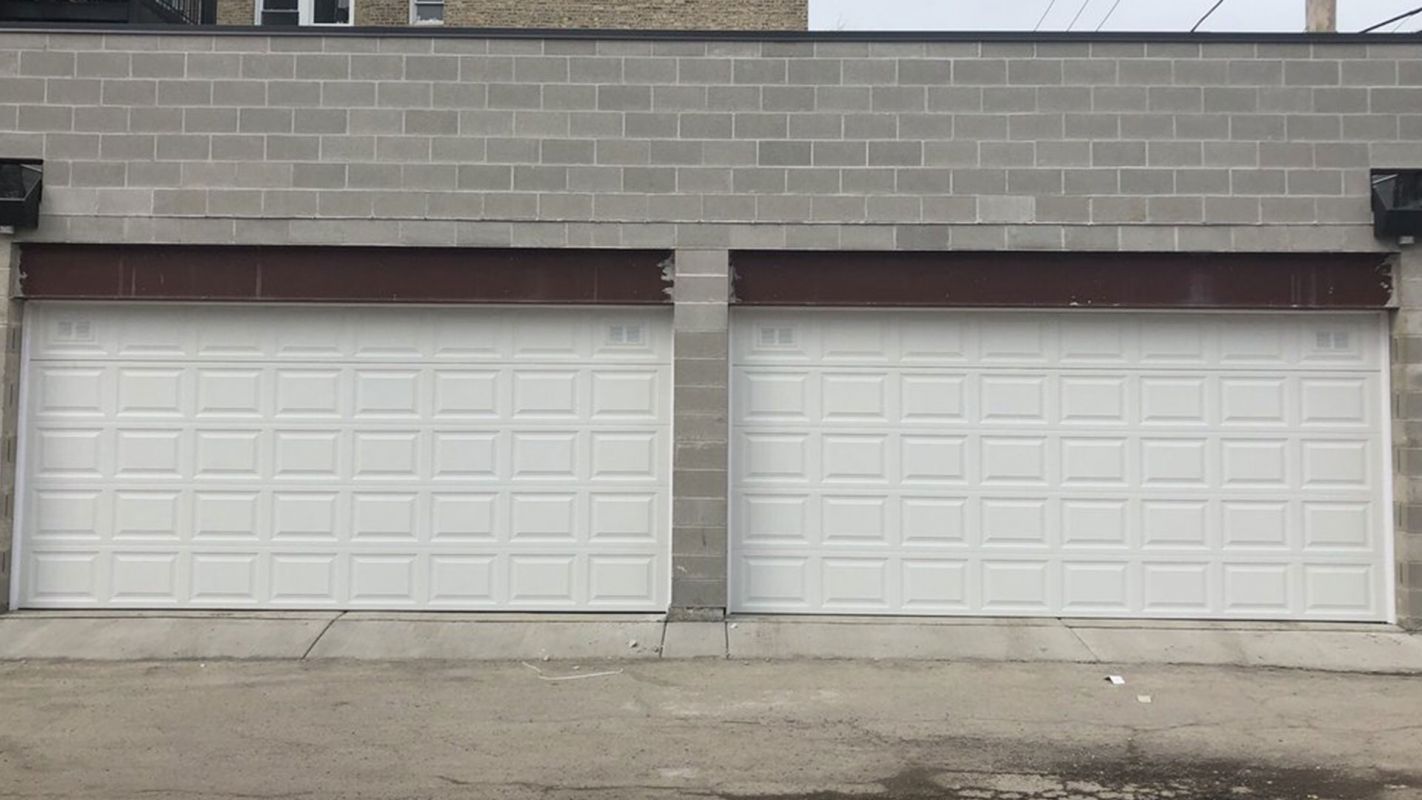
xmin=1107 ymin=675 xmax=1126 ymax=685
xmin=1137 ymin=695 xmax=1153 ymax=704
xmin=521 ymin=662 xmax=624 ymax=682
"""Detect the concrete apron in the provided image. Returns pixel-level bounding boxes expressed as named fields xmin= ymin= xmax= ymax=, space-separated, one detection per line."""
xmin=1 ymin=611 xmax=1420 ymax=673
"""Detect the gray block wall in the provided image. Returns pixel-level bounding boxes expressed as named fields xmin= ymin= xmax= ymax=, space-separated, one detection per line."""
xmin=1 ymin=28 xmax=1421 ymax=623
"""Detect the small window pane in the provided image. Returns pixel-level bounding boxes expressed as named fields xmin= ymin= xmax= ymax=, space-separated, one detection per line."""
xmin=414 ymin=1 xmax=443 ymax=23
xmin=312 ymin=0 xmax=351 ymax=24
xmin=259 ymin=0 xmax=298 ymax=24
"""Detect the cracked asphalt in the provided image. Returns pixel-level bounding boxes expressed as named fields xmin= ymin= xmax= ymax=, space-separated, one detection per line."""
xmin=0 ymin=659 xmax=1418 ymax=799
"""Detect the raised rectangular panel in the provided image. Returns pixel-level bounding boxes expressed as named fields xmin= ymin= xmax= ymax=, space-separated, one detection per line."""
xmin=1222 ymin=501 xmax=1289 ymax=548
xmin=353 ymin=315 xmax=424 ymax=358
xmin=512 ymin=432 xmax=578 ymax=480
xmin=510 ymin=494 xmax=577 ymax=541
xmin=900 ymin=374 xmax=966 ymax=423
xmin=429 ymin=556 xmax=497 ymax=606
xmin=110 ymin=553 xmax=178 ymax=602
xmin=901 ymin=559 xmax=968 ymax=610
xmin=1061 ymin=438 xmax=1127 ymax=487
xmin=115 ymin=430 xmax=182 ymax=478
xmin=899 ymin=317 xmax=967 ymax=362
xmin=29 ymin=552 xmax=100 ymax=602
xmin=513 ymin=323 xmax=581 ymax=359
xmin=272 ymin=492 xmax=339 ymax=541
xmin=431 ymin=316 xmax=502 ymax=359
xmin=1062 ymin=562 xmax=1129 ymax=611
xmin=1141 ymin=500 xmax=1210 ymax=548
xmin=195 ymin=314 xmax=268 ymax=357
xmin=821 ymin=496 xmax=888 ymax=544
xmin=980 ymin=375 xmax=1047 ymax=423
xmin=31 ymin=491 xmax=102 ymax=540
xmin=432 ymin=370 xmax=499 ymax=418
xmin=430 ymin=493 xmax=497 ymax=541
xmin=1141 ymin=439 xmax=1208 ymax=487
xmin=508 ymin=555 xmax=577 ymax=604
xmin=1062 ymin=500 xmax=1129 ymax=548
xmin=979 ymin=318 xmax=1047 ymax=363
xmin=195 ymin=369 xmax=262 ymax=418
xmin=980 ymin=437 xmax=1048 ymax=486
xmin=981 ymin=498 xmax=1048 ymax=546
xmin=353 ymin=432 xmax=420 ymax=480
xmin=739 ymin=372 xmax=810 ymax=421
xmin=512 ymin=371 xmax=579 ymax=419
xmin=1301 ymin=321 xmax=1368 ymax=365
xmin=116 ymin=310 xmax=186 ymax=356
xmin=350 ymin=555 xmax=417 ymax=604
xmin=1141 ymin=377 xmax=1207 ymax=426
xmin=1300 ymin=378 xmax=1370 ymax=427
xmin=1219 ymin=320 xmax=1288 ymax=365
xmin=116 ymin=368 xmax=183 ymax=417
xmin=822 ymin=435 xmax=887 ymax=483
xmin=822 ymin=373 xmax=888 ymax=422
xmin=1302 ymin=503 xmax=1371 ymax=549
xmin=1301 ymin=440 xmax=1370 ymax=488
xmin=35 ymin=368 xmax=105 ymax=417
xmin=1221 ymin=378 xmax=1287 ymax=426
xmin=744 ymin=321 xmax=806 ymax=360
xmin=901 ymin=497 xmax=967 ymax=546
xmin=1060 ymin=377 xmax=1126 ymax=424
xmin=190 ymin=554 xmax=258 ymax=602
xmin=1142 ymin=562 xmax=1210 ymax=612
xmin=740 ymin=557 xmax=809 ymax=606
xmin=1221 ymin=439 xmax=1288 ymax=488
xmin=739 ymin=495 xmax=810 ymax=544
xmin=274 ymin=431 xmax=340 ymax=479
xmin=821 ymin=319 xmax=888 ymax=362
xmin=590 ymin=494 xmax=657 ymax=541
xmin=588 ymin=555 xmax=656 ymax=604
xmin=351 ymin=493 xmax=418 ymax=541
xmin=37 ymin=312 xmax=104 ymax=357
xmin=195 ymin=430 xmax=261 ymax=478
xmin=270 ymin=554 xmax=338 ymax=603
xmin=1222 ymin=564 xmax=1291 ymax=613
xmin=1059 ymin=318 xmax=1127 ymax=363
xmin=822 ymin=558 xmax=889 ymax=608
xmin=1302 ymin=565 xmax=1374 ymax=613
xmin=37 ymin=429 xmax=104 ymax=478
xmin=1140 ymin=319 xmax=1206 ymax=364
xmin=193 ymin=492 xmax=261 ymax=541
xmin=591 ymin=371 xmax=659 ymax=420
xmin=354 ymin=370 xmax=420 ymax=418
xmin=114 ymin=491 xmax=181 ymax=540
xmin=901 ymin=435 xmax=967 ymax=485
xmin=981 ymin=560 xmax=1050 ymax=611
xmin=273 ymin=321 xmax=344 ymax=359
xmin=274 ymin=370 xmax=341 ymax=417
xmin=432 ymin=432 xmax=497 ymax=480
xmin=590 ymin=432 xmax=656 ymax=480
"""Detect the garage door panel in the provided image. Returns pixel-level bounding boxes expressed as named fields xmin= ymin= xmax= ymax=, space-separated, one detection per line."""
xmin=19 ymin=304 xmax=671 ymax=610
xmin=732 ymin=310 xmax=1389 ymax=620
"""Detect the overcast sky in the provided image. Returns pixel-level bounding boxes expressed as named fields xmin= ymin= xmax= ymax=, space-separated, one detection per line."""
xmin=809 ymin=1 xmax=1422 ymax=33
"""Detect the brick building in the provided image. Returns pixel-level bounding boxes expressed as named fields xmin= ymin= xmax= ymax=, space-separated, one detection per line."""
xmin=219 ymin=0 xmax=809 ymax=29
xmin=0 ymin=25 xmax=1419 ymax=629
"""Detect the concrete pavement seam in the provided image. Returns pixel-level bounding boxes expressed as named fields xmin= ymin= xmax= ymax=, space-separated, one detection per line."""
xmin=1063 ymin=621 xmax=1104 ymax=663
xmin=301 ymin=611 xmax=344 ymax=660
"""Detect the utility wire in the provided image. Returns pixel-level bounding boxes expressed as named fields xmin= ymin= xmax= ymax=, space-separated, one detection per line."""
xmin=1095 ymin=0 xmax=1124 ymax=31
xmin=1034 ymin=0 xmax=1061 ymax=31
xmin=1361 ymin=4 xmax=1422 ymax=33
xmin=1066 ymin=0 xmax=1094 ymax=31
xmin=1191 ymin=0 xmax=1227 ymax=32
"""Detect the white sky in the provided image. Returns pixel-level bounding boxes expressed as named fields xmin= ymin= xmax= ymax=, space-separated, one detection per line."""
xmin=809 ymin=1 xmax=1422 ymax=33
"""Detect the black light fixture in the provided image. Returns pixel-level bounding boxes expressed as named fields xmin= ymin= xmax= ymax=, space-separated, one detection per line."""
xmin=1372 ymin=169 xmax=1422 ymax=241
xmin=0 ymin=158 xmax=42 ymax=231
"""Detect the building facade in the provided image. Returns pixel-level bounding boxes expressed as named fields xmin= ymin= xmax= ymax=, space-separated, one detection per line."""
xmin=0 ymin=27 xmax=1418 ymax=626
xmin=218 ymin=0 xmax=810 ymax=30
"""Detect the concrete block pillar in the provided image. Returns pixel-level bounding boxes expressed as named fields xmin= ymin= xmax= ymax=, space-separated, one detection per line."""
xmin=0 ymin=238 xmax=19 ymax=613
xmin=669 ymin=250 xmax=731 ymax=619
xmin=1393 ymin=245 xmax=1422 ymax=629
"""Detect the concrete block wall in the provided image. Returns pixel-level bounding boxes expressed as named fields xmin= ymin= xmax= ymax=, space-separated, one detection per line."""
xmin=215 ymin=0 xmax=809 ymax=30
xmin=0 ymin=239 xmax=16 ymax=612
xmin=1394 ymin=247 xmax=1422 ymax=627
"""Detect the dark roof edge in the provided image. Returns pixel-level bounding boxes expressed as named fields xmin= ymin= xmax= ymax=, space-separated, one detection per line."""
xmin=2 ymin=22 xmax=1422 ymax=43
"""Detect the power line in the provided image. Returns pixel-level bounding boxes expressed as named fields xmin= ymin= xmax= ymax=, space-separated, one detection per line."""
xmin=1034 ymin=0 xmax=1061 ymax=31
xmin=1191 ymin=0 xmax=1227 ymax=32
xmin=1361 ymin=4 xmax=1422 ymax=33
xmin=1066 ymin=0 xmax=1094 ymax=30
xmin=1096 ymin=0 xmax=1124 ymax=31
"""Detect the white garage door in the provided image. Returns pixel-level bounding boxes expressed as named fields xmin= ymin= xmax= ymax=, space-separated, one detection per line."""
xmin=731 ymin=309 xmax=1392 ymax=621
xmin=17 ymin=303 xmax=671 ymax=610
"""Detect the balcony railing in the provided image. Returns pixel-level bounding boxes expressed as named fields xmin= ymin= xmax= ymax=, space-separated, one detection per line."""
xmin=0 ymin=0 xmax=218 ymax=25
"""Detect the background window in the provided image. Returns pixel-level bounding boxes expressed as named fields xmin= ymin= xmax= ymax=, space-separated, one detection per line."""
xmin=258 ymin=0 xmax=351 ymax=25
xmin=412 ymin=0 xmax=443 ymax=24
xmin=259 ymin=0 xmax=299 ymax=25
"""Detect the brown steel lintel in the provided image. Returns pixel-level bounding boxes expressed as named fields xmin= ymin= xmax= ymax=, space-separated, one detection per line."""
xmin=731 ymin=251 xmax=1394 ymax=309
xmin=18 ymin=245 xmax=673 ymax=304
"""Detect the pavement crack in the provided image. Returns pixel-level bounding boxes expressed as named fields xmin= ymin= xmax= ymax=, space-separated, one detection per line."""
xmin=300 ymin=612 xmax=343 ymax=660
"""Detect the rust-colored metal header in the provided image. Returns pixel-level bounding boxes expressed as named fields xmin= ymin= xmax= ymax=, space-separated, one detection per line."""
xmin=732 ymin=251 xmax=1394 ymax=309
xmin=19 ymin=245 xmax=672 ymax=304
